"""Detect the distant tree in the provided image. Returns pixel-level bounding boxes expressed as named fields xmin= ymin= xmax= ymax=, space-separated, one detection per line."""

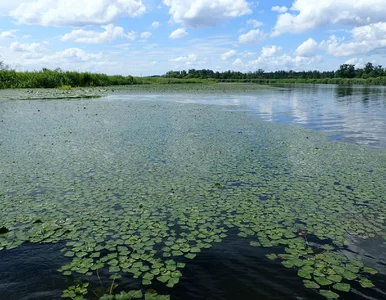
xmin=336 ymin=64 xmax=356 ymax=78
xmin=364 ymin=62 xmax=374 ymax=74
xmin=0 ymin=56 xmax=9 ymax=70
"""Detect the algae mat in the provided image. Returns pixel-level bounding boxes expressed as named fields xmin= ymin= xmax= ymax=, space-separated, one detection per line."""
xmin=0 ymin=96 xmax=385 ymax=300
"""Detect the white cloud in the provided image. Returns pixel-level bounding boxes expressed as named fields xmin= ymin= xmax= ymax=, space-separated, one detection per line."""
xmin=61 ymin=24 xmax=136 ymax=44
xmin=272 ymin=0 xmax=386 ymax=36
xmin=0 ymin=29 xmax=17 ymax=39
xmin=9 ymin=42 xmax=48 ymax=59
xmin=141 ymin=32 xmax=152 ymax=39
xmin=321 ymin=23 xmax=386 ymax=56
xmin=232 ymin=58 xmax=244 ymax=67
xmin=344 ymin=58 xmax=364 ymax=68
xmin=151 ymin=21 xmax=160 ymax=29
xmin=247 ymin=54 xmax=321 ymax=71
xmin=169 ymin=54 xmax=197 ymax=65
xmin=271 ymin=6 xmax=288 ymax=13
xmin=10 ymin=0 xmax=146 ymax=27
xmin=352 ymin=22 xmax=386 ymax=41
xmin=247 ymin=19 xmax=263 ymax=28
xmin=238 ymin=29 xmax=266 ymax=44
xmin=221 ymin=50 xmax=237 ymax=60
xmin=240 ymin=51 xmax=255 ymax=58
xmin=41 ymin=48 xmax=103 ymax=63
xmin=169 ymin=28 xmax=188 ymax=39
xmin=296 ymin=38 xmax=318 ymax=57
xmin=10 ymin=42 xmax=46 ymax=53
xmin=261 ymin=45 xmax=282 ymax=57
xmin=162 ymin=0 xmax=251 ymax=28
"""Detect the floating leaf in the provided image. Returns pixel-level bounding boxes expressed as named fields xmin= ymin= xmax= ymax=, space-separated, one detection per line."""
xmin=266 ymin=253 xmax=278 ymax=261
xmin=303 ymin=280 xmax=320 ymax=289
xmin=250 ymin=241 xmax=260 ymax=247
xmin=319 ymin=290 xmax=339 ymax=299
xmin=314 ymin=277 xmax=333 ymax=286
xmin=362 ymin=267 xmax=378 ymax=275
xmin=359 ymin=278 xmax=375 ymax=288
xmin=327 ymin=274 xmax=342 ymax=283
xmin=333 ymin=283 xmax=351 ymax=292
xmin=184 ymin=253 xmax=196 ymax=260
xmin=298 ymin=269 xmax=312 ymax=279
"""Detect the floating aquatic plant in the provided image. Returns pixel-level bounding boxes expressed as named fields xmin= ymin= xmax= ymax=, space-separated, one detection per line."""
xmin=0 ymin=88 xmax=385 ymax=299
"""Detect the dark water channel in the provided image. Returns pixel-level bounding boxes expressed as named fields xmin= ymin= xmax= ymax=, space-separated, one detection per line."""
xmin=1 ymin=84 xmax=386 ymax=300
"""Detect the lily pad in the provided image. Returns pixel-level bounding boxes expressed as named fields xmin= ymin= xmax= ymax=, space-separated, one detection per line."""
xmin=333 ymin=283 xmax=351 ymax=292
xmin=319 ymin=290 xmax=339 ymax=299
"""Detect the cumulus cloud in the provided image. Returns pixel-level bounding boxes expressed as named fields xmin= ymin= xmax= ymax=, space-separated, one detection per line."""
xmin=321 ymin=23 xmax=386 ymax=56
xmin=9 ymin=41 xmax=48 ymax=59
xmin=261 ymin=45 xmax=282 ymax=57
xmin=10 ymin=41 xmax=46 ymax=53
xmin=162 ymin=0 xmax=251 ymax=28
xmin=140 ymin=32 xmax=152 ymax=39
xmin=169 ymin=28 xmax=188 ymax=39
xmin=0 ymin=29 xmax=17 ymax=39
xmin=344 ymin=57 xmax=364 ymax=68
xmin=240 ymin=51 xmax=255 ymax=58
xmin=238 ymin=29 xmax=266 ymax=44
xmin=247 ymin=19 xmax=263 ymax=28
xmin=61 ymin=24 xmax=136 ymax=44
xmin=151 ymin=21 xmax=160 ymax=29
xmin=41 ymin=48 xmax=103 ymax=63
xmin=296 ymin=38 xmax=318 ymax=57
xmin=271 ymin=6 xmax=288 ymax=13
xmin=221 ymin=50 xmax=237 ymax=60
xmin=272 ymin=0 xmax=386 ymax=36
xmin=248 ymin=54 xmax=321 ymax=71
xmin=10 ymin=0 xmax=146 ymax=27
xmin=169 ymin=54 xmax=197 ymax=65
xmin=352 ymin=22 xmax=386 ymax=40
xmin=232 ymin=58 xmax=244 ymax=67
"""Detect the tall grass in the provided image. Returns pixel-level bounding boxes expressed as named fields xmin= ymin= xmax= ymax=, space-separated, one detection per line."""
xmin=0 ymin=69 xmax=137 ymax=89
xmin=2 ymin=68 xmax=386 ymax=89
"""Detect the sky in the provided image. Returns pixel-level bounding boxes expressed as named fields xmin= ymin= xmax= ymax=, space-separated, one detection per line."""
xmin=0 ymin=0 xmax=386 ymax=76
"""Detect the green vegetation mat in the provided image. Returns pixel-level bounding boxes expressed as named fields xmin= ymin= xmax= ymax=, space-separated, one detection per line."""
xmin=0 ymin=95 xmax=385 ymax=299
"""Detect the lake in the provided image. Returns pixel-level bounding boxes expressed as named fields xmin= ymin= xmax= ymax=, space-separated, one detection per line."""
xmin=0 ymin=84 xmax=385 ymax=300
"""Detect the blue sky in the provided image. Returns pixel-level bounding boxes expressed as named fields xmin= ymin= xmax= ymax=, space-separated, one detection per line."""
xmin=0 ymin=0 xmax=386 ymax=76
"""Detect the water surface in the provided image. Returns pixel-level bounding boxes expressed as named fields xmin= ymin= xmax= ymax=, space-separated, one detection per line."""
xmin=0 ymin=84 xmax=385 ymax=300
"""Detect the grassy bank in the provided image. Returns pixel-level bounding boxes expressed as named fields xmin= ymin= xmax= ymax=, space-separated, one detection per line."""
xmin=0 ymin=69 xmax=213 ymax=89
xmin=217 ymin=77 xmax=386 ymax=85
xmin=2 ymin=68 xmax=386 ymax=89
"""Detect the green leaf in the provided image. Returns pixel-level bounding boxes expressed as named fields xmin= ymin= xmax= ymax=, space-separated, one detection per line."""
xmin=319 ymin=290 xmax=340 ymax=299
xmin=303 ymin=280 xmax=320 ymax=289
xmin=362 ymin=267 xmax=378 ymax=275
xmin=342 ymin=270 xmax=357 ymax=280
xmin=127 ymin=290 xmax=143 ymax=299
xmin=157 ymin=275 xmax=170 ymax=283
xmin=184 ymin=253 xmax=196 ymax=260
xmin=250 ymin=241 xmax=260 ymax=247
xmin=266 ymin=253 xmax=278 ymax=261
xmin=359 ymin=278 xmax=375 ymax=288
xmin=314 ymin=277 xmax=333 ymax=286
xmin=333 ymin=283 xmax=351 ymax=292
xmin=298 ymin=269 xmax=312 ymax=279
xmin=327 ymin=274 xmax=342 ymax=283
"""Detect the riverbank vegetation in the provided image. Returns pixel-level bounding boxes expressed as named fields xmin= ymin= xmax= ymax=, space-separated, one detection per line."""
xmin=164 ymin=62 xmax=386 ymax=85
xmin=1 ymin=61 xmax=386 ymax=89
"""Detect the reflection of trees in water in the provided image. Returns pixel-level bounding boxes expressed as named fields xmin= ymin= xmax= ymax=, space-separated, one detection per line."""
xmin=336 ymin=85 xmax=354 ymax=99
xmin=335 ymin=85 xmax=386 ymax=106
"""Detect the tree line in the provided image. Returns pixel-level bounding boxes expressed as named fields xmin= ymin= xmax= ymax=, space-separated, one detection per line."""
xmin=164 ymin=62 xmax=386 ymax=80
xmin=1 ymin=59 xmax=386 ymax=89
